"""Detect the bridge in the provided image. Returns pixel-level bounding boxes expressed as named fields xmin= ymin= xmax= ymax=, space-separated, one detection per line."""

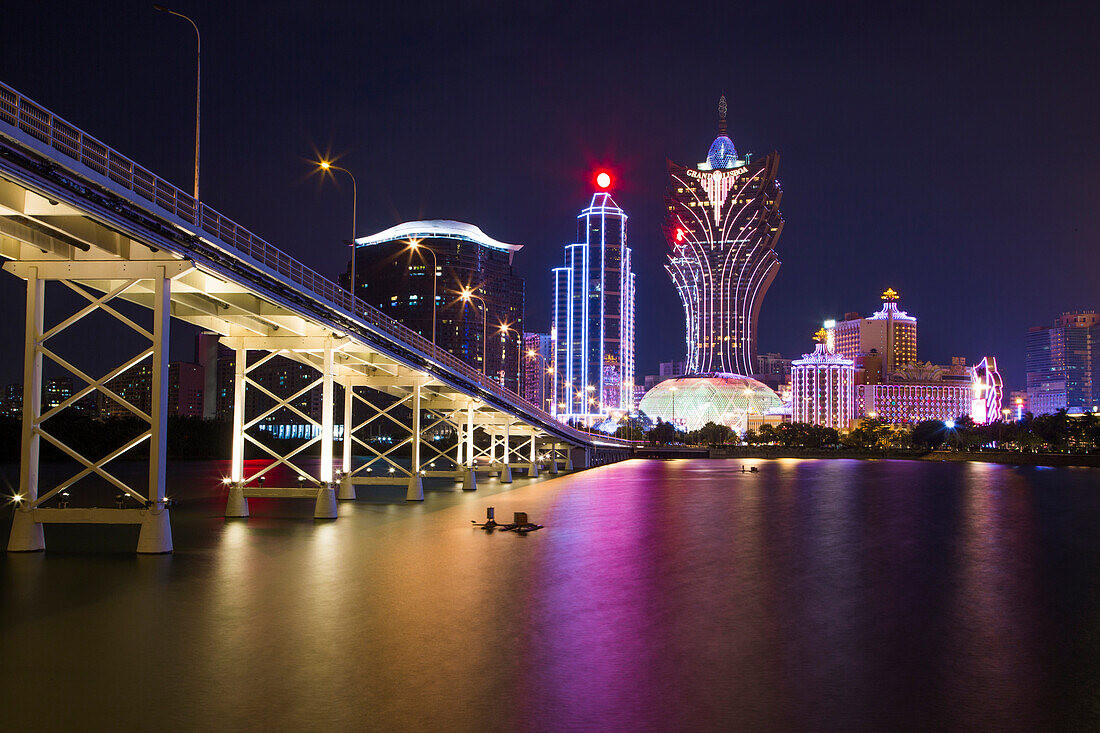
xmin=0 ymin=81 xmax=632 ymax=553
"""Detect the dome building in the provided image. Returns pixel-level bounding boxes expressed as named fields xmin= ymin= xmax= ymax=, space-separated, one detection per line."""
xmin=639 ymin=373 xmax=782 ymax=433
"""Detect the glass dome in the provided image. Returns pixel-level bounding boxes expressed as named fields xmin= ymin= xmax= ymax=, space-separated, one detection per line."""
xmin=639 ymin=373 xmax=781 ymax=432
xmin=706 ymin=135 xmax=739 ymax=169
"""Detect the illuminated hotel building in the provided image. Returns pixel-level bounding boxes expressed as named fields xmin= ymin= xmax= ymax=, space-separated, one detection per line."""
xmin=552 ymin=187 xmax=636 ymax=422
xmin=791 ymin=330 xmax=856 ymax=429
xmin=347 ymin=221 xmax=525 ymax=393
xmin=664 ymin=96 xmax=784 ymax=375
xmin=833 ymin=289 xmax=917 ymax=382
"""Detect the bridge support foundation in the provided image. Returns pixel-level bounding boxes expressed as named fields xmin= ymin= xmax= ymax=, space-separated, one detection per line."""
xmin=7 ymin=509 xmax=44 ymax=552
xmin=136 ymin=507 xmax=173 ymax=554
xmin=314 ymin=486 xmax=338 ymax=519
xmin=462 ymin=468 xmax=477 ymax=491
xmin=225 ymin=484 xmax=249 ymax=518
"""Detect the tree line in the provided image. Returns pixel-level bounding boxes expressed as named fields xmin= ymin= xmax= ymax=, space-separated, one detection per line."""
xmin=633 ymin=411 xmax=1100 ymax=453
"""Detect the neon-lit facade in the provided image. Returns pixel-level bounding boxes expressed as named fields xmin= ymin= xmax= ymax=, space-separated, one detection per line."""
xmin=970 ymin=356 xmax=1004 ymax=424
xmin=552 ymin=192 xmax=636 ymax=422
xmin=854 ymin=356 xmax=1003 ymax=425
xmin=791 ymin=333 xmax=856 ymax=429
xmin=664 ymin=96 xmax=784 ymax=375
xmin=857 ymin=382 xmax=973 ymax=424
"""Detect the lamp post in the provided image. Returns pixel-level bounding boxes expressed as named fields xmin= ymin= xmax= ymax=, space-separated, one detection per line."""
xmin=458 ymin=289 xmax=487 ymax=375
xmin=318 ymin=161 xmax=358 ymax=304
xmin=153 ymin=5 xmax=200 ymax=201
xmin=407 ymin=240 xmax=437 ymax=346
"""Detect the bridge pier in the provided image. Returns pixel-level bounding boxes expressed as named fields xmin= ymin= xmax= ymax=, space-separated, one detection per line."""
xmin=338 ymin=383 xmax=355 ymax=500
xmin=501 ymin=420 xmax=513 ymax=483
xmin=5 ymin=263 xmax=183 ymax=553
xmin=528 ymin=431 xmax=539 ymax=478
xmin=549 ymin=442 xmax=559 ymax=474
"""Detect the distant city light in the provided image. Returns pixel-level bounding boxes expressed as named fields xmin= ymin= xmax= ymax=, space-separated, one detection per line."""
xmin=945 ymin=419 xmax=956 ymax=429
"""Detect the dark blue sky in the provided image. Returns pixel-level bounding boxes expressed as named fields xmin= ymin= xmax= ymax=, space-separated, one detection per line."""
xmin=1 ymin=1 xmax=1096 ymax=391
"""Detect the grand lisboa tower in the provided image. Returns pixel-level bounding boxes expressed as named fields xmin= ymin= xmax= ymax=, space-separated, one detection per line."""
xmin=663 ymin=96 xmax=784 ymax=376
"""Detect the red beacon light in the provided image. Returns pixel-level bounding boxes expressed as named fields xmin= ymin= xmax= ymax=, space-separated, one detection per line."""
xmin=675 ymin=227 xmax=686 ymax=242
xmin=595 ymin=171 xmax=612 ymax=189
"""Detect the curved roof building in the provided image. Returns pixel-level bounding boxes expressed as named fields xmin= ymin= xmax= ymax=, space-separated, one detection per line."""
xmin=664 ymin=96 xmax=784 ymax=375
xmin=639 ymin=373 xmax=782 ymax=432
xmin=345 ymin=220 xmax=525 ymax=392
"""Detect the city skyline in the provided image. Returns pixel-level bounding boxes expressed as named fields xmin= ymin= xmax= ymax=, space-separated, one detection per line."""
xmin=0 ymin=2 xmax=1095 ymax=393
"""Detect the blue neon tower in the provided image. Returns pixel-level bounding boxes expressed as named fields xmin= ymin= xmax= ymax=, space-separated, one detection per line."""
xmin=552 ymin=190 xmax=636 ymax=424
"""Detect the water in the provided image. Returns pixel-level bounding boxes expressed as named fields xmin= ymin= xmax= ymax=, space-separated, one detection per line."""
xmin=2 ymin=458 xmax=1100 ymax=731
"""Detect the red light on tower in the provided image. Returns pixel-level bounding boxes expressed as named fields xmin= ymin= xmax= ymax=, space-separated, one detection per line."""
xmin=675 ymin=227 xmax=686 ymax=242
xmin=595 ymin=171 xmax=612 ymax=189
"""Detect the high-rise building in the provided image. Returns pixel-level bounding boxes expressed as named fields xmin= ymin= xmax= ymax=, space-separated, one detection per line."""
xmin=347 ymin=221 xmax=525 ymax=393
xmin=664 ymin=96 xmax=784 ymax=375
xmin=1026 ymin=311 xmax=1100 ymax=414
xmin=44 ymin=378 xmax=73 ymax=410
xmin=2 ymin=383 xmax=22 ymax=419
xmin=170 ymin=362 xmax=205 ymax=418
xmin=552 ymin=187 xmax=636 ymax=422
xmin=833 ymin=289 xmax=917 ymax=382
xmin=521 ymin=332 xmax=552 ymax=412
xmin=791 ymin=330 xmax=855 ymax=429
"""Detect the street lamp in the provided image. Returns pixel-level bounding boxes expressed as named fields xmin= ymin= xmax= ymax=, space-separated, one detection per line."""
xmin=458 ymin=289 xmax=487 ymax=374
xmin=153 ymin=4 xmax=200 ymax=201
xmin=407 ymin=239 xmax=438 ymax=346
xmin=317 ymin=160 xmax=358 ymax=305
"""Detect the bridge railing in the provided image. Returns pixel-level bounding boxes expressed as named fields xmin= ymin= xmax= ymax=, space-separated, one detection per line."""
xmin=0 ymin=81 xmax=610 ymax=444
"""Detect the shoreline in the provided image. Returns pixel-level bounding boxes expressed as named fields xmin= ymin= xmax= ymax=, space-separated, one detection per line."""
xmin=701 ymin=447 xmax=1100 ymax=468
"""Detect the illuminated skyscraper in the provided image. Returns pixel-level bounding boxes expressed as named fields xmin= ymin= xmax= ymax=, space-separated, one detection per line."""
xmin=552 ymin=181 xmax=636 ymax=423
xmin=664 ymin=96 xmax=784 ymax=375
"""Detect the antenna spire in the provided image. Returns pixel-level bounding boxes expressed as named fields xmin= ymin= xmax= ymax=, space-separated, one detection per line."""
xmin=718 ymin=95 xmax=728 ymax=136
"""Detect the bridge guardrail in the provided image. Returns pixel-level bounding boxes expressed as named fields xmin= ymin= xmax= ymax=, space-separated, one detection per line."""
xmin=0 ymin=81 xmax=619 ymax=446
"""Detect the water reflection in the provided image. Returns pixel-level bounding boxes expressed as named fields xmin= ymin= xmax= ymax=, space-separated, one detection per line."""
xmin=1 ymin=458 xmax=1098 ymax=730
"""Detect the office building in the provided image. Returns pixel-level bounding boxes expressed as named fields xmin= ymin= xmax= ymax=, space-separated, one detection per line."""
xmin=552 ymin=187 xmax=636 ymax=422
xmin=1026 ymin=311 xmax=1099 ymax=414
xmin=522 ymin=332 xmax=553 ymax=412
xmin=347 ymin=221 xmax=525 ymax=393
xmin=664 ymin=95 xmax=784 ymax=375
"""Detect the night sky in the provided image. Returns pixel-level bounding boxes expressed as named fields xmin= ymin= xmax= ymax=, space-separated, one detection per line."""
xmin=1 ymin=1 xmax=1096 ymax=391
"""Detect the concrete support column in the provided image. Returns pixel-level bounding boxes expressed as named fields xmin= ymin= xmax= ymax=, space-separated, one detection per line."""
xmin=320 ymin=342 xmax=334 ymax=484
xmin=566 ymin=446 xmax=574 ymax=471
xmin=338 ymin=383 xmax=355 ymax=500
xmin=8 ymin=273 xmax=44 ymax=552
xmin=465 ymin=404 xmax=475 ymax=468
xmin=454 ymin=419 xmax=464 ymax=470
xmin=550 ymin=441 xmax=559 ymax=474
xmin=528 ymin=432 xmax=539 ymax=478
xmin=230 ymin=347 xmax=246 ymax=483
xmin=138 ymin=271 xmax=173 ymax=553
xmin=407 ymin=383 xmax=424 ymax=501
xmin=501 ymin=421 xmax=512 ymax=483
